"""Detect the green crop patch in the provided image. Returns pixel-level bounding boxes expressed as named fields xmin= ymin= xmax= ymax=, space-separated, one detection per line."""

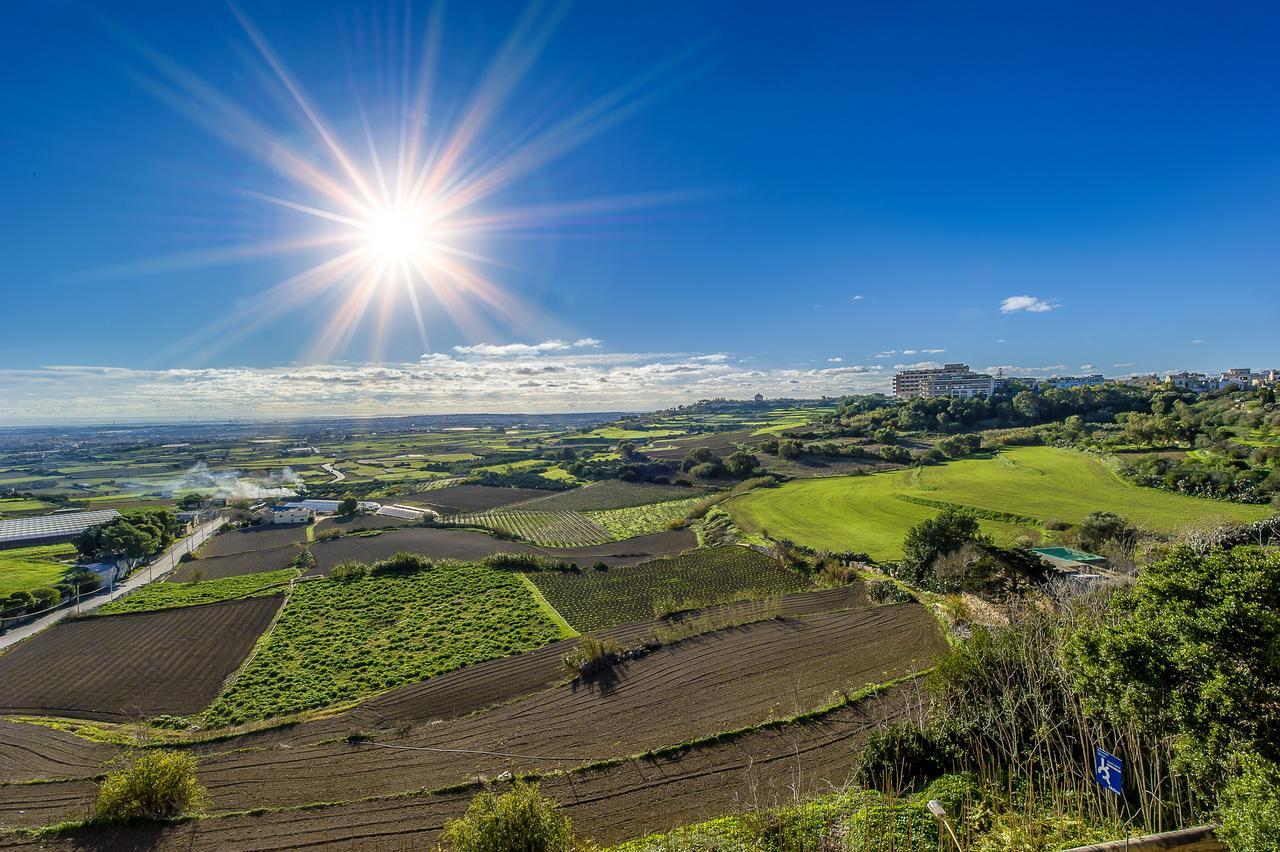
xmin=0 ymin=543 xmax=78 ymax=598
xmin=527 ymin=545 xmax=806 ymax=632
xmin=202 ymin=561 xmax=568 ymax=726
xmin=586 ymin=497 xmax=700 ymax=539
xmin=728 ymin=446 xmax=1269 ymax=560
xmin=96 ymin=569 xmax=300 ymax=615
xmin=449 ymin=510 xmax=613 ymax=547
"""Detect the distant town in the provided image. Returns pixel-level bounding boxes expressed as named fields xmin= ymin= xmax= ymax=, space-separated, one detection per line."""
xmin=892 ymin=363 xmax=1279 ymax=399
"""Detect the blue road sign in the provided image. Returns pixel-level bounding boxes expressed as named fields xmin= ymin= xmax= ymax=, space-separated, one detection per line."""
xmin=1095 ymin=746 xmax=1123 ymax=796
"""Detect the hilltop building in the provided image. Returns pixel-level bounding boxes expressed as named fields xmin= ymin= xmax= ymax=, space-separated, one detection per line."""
xmin=893 ymin=363 xmax=995 ymax=399
xmin=1045 ymin=374 xmax=1106 ymax=389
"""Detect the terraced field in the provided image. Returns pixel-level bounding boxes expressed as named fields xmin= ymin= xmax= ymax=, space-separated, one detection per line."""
xmin=170 ymin=542 xmax=301 ymax=581
xmin=0 ymin=597 xmax=283 ymax=722
xmin=729 ymin=445 xmax=1271 ymax=559
xmin=450 ymin=509 xmax=613 ymax=546
xmin=512 ymin=480 xmax=700 ymax=511
xmin=202 ymin=563 xmax=571 ymax=726
xmin=97 ymin=568 xmax=299 ymax=615
xmin=529 ymin=546 xmax=808 ymax=631
xmin=586 ymin=497 xmax=700 ymax=539
xmin=198 ymin=524 xmax=308 ymax=558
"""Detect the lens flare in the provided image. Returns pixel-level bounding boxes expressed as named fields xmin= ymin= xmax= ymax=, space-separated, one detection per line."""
xmin=98 ymin=4 xmax=701 ymax=365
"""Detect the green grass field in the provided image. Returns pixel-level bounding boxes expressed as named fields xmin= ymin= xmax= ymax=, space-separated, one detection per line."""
xmin=728 ymin=446 xmax=1271 ymax=560
xmin=202 ymin=561 xmax=571 ymax=726
xmin=0 ymin=543 xmax=78 ymax=597
xmin=96 ymin=569 xmax=300 ymax=615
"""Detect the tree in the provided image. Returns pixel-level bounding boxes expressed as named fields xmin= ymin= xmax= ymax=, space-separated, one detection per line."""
xmin=440 ymin=782 xmax=581 ymax=852
xmin=1218 ymin=754 xmax=1280 ymax=852
xmin=777 ymin=440 xmax=803 ymax=460
xmin=616 ymin=442 xmax=638 ymax=461
xmin=898 ymin=506 xmax=986 ymax=588
xmin=724 ymin=450 xmax=760 ymax=478
xmin=1071 ymin=511 xmax=1137 ymax=554
xmin=337 ymin=493 xmax=359 ymax=515
xmin=680 ymin=447 xmax=717 ymax=471
xmin=1064 ymin=546 xmax=1280 ymax=796
xmin=75 ymin=509 xmax=179 ymax=564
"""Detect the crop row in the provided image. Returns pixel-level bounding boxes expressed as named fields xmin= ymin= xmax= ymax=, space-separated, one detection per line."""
xmin=586 ymin=497 xmax=701 ymax=539
xmin=96 ymin=568 xmax=300 ymax=615
xmin=450 ymin=510 xmax=613 ymax=547
xmin=527 ymin=545 xmax=807 ymax=632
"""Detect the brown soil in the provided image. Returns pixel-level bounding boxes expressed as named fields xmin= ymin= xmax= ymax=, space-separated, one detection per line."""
xmin=308 ymin=527 xmax=696 ymax=576
xmin=0 ymin=597 xmax=283 ymax=722
xmin=0 ymin=685 xmax=917 ymax=850
xmin=169 ymin=543 xmax=300 ymax=581
xmin=315 ymin=515 xmax=414 ymax=534
xmin=0 ymin=720 xmax=117 ymax=783
xmin=197 ymin=526 xmax=308 ymax=559
xmin=397 ymin=484 xmax=550 ymax=514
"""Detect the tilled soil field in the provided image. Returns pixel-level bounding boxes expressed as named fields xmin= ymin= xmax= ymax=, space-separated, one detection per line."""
xmin=197 ymin=525 xmax=308 ymax=558
xmin=644 ymin=429 xmax=760 ymax=461
xmin=308 ymin=527 xmax=696 ymax=575
xmin=0 ymin=597 xmax=283 ymax=722
xmin=0 ymin=720 xmax=117 ymax=783
xmin=0 ymin=685 xmax=916 ymax=850
xmin=510 ymin=481 xmax=702 ymax=511
xmin=315 ymin=514 xmax=415 ymax=534
xmin=163 ymin=606 xmax=943 ymax=815
xmin=169 ymin=543 xmax=300 ymax=581
xmin=397 ymin=484 xmax=549 ymax=514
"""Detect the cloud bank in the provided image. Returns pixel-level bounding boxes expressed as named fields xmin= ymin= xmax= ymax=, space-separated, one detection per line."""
xmin=1000 ymin=295 xmax=1061 ymax=314
xmin=0 ymin=341 xmax=895 ymax=425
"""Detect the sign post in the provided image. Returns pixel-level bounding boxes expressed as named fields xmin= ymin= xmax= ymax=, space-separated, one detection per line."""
xmin=1094 ymin=746 xmax=1123 ymax=796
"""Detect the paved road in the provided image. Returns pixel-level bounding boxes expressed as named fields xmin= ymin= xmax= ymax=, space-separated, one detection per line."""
xmin=0 ymin=517 xmax=226 ymax=650
xmin=322 ymin=462 xmax=346 ymax=483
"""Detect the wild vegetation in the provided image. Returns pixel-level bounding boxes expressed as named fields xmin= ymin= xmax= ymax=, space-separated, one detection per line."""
xmin=96 ymin=568 xmax=299 ymax=615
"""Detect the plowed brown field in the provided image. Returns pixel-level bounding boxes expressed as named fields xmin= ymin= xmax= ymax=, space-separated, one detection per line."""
xmin=198 ymin=525 xmax=308 ymax=558
xmin=170 ymin=543 xmax=299 ymax=581
xmin=0 ymin=597 xmax=283 ymax=722
xmin=309 ymin=527 xmax=695 ymax=575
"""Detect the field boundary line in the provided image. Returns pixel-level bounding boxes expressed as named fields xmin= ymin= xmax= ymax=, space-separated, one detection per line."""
xmin=516 ymin=574 xmax=578 ymax=638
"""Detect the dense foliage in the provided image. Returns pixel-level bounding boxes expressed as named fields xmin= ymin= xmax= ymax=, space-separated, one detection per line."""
xmin=1064 ymin=546 xmax=1280 ymax=796
xmin=75 ymin=508 xmax=180 ymax=563
xmin=441 ymin=783 xmax=582 ymax=852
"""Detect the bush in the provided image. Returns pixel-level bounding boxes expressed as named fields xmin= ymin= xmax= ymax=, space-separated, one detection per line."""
xmin=439 ymin=781 xmax=581 ymax=852
xmin=31 ymin=586 xmax=61 ymax=612
xmin=314 ymin=527 xmax=345 ymax=542
xmin=867 ymin=580 xmax=915 ymax=604
xmin=561 ymin=635 xmax=622 ymax=677
xmin=329 ymin=561 xmax=369 ymax=581
xmin=1218 ymin=754 xmax=1280 ymax=852
xmin=855 ymin=723 xmax=958 ymax=790
xmin=93 ymin=750 xmax=208 ymax=822
xmin=480 ymin=552 xmax=577 ymax=572
xmin=370 ymin=551 xmax=432 ymax=575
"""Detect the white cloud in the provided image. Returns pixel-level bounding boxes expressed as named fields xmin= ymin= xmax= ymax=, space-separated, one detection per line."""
xmin=984 ymin=364 xmax=1068 ymax=375
xmin=1113 ymin=362 xmax=1135 ymax=368
xmin=902 ymin=348 xmax=946 ymax=356
xmin=852 ymin=294 xmax=865 ymax=301
xmin=1000 ymin=295 xmax=1061 ymax=314
xmin=996 ymin=339 xmax=1008 ymax=344
xmin=1080 ymin=364 xmax=1095 ymax=371
xmin=872 ymin=350 xmax=896 ymax=359
xmin=894 ymin=361 xmax=944 ymax=371
xmin=1190 ymin=339 xmax=1203 ymax=344
xmin=451 ymin=338 xmax=602 ymax=357
xmin=827 ymin=356 xmax=843 ymax=363
xmin=0 ymin=349 xmax=894 ymax=425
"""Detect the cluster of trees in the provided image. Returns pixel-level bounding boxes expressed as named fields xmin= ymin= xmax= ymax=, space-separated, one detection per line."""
xmin=679 ymin=446 xmax=760 ymax=479
xmin=75 ymin=508 xmax=180 ymax=564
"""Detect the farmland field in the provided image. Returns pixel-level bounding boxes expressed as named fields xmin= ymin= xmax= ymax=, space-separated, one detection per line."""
xmin=451 ymin=509 xmax=612 ymax=547
xmin=169 ymin=542 xmax=301 ymax=581
xmin=198 ymin=524 xmax=309 ymax=558
xmin=202 ymin=562 xmax=571 ymax=726
xmin=586 ymin=497 xmax=700 ymax=539
xmin=509 ymin=481 xmax=701 ymax=506
xmin=97 ymin=568 xmax=299 ymax=615
xmin=309 ymin=526 xmax=696 ymax=574
xmin=728 ymin=446 xmax=1271 ymax=560
xmin=528 ymin=545 xmax=807 ymax=631
xmin=0 ymin=542 xmax=77 ymax=597
xmin=398 ymin=483 xmax=549 ymax=514
xmin=0 ymin=597 xmax=283 ymax=721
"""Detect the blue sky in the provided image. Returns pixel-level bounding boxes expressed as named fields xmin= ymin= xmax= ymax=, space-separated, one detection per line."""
xmin=1 ymin=1 xmax=1277 ymax=422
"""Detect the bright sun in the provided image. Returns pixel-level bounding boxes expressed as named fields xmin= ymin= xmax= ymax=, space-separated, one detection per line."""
xmin=363 ymin=208 xmax=432 ymax=265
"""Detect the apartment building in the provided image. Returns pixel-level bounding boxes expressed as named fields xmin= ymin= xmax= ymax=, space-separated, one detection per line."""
xmin=893 ymin=363 xmax=996 ymax=399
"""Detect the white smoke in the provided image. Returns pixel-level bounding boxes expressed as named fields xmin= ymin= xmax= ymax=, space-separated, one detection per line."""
xmin=140 ymin=462 xmax=303 ymax=499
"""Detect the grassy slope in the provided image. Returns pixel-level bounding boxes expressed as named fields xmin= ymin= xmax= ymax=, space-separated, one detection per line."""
xmin=203 ymin=562 xmax=566 ymax=726
xmin=0 ymin=543 xmax=77 ymax=597
xmin=728 ymin=446 xmax=1270 ymax=560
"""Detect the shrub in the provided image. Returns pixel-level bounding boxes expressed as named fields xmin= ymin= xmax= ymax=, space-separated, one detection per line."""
xmin=31 ymin=586 xmax=61 ymax=612
xmin=1218 ymin=754 xmax=1280 ymax=852
xmin=867 ymin=580 xmax=915 ymax=604
xmin=314 ymin=527 xmax=345 ymax=542
xmin=480 ymin=552 xmax=576 ymax=572
xmin=329 ymin=561 xmax=369 ymax=581
xmin=561 ymin=635 xmax=622 ymax=677
xmin=93 ymin=750 xmax=208 ymax=822
xmin=370 ymin=551 xmax=432 ymax=575
xmin=439 ymin=781 xmax=581 ymax=852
